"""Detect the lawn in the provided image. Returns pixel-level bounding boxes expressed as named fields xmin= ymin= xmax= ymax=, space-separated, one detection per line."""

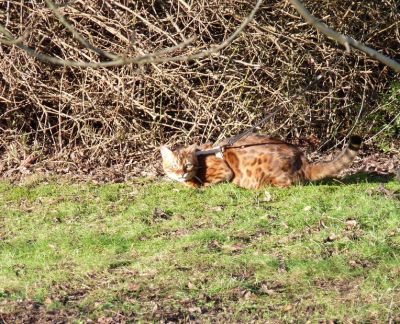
xmin=0 ymin=174 xmax=399 ymax=322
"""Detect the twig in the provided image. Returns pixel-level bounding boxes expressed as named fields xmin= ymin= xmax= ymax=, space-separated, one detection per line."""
xmin=44 ymin=0 xmax=118 ymax=60
xmin=365 ymin=111 xmax=400 ymax=143
xmin=0 ymin=0 xmax=262 ymax=67
xmin=288 ymin=0 xmax=400 ymax=73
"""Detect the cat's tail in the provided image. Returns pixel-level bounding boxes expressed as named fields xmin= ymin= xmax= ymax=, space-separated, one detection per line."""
xmin=304 ymin=136 xmax=362 ymax=181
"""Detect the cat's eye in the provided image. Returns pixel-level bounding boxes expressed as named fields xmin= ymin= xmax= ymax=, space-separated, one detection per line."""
xmin=185 ymin=163 xmax=193 ymax=169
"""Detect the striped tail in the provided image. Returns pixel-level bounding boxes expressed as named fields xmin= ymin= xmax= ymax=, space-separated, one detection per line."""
xmin=305 ymin=136 xmax=362 ymax=181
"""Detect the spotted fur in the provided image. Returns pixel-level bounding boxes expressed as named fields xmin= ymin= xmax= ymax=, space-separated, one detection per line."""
xmin=160 ymin=134 xmax=362 ymax=189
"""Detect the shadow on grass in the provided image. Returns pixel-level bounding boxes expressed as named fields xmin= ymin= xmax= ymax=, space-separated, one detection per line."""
xmin=314 ymin=171 xmax=397 ymax=186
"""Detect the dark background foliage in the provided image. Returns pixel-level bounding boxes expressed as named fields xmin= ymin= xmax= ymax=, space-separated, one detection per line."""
xmin=0 ymin=0 xmax=399 ymax=179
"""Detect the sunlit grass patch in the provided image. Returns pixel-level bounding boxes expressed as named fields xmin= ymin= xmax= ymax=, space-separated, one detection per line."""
xmin=0 ymin=175 xmax=399 ymax=321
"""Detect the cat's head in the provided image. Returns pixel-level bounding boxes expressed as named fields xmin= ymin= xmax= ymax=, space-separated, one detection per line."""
xmin=160 ymin=145 xmax=198 ymax=182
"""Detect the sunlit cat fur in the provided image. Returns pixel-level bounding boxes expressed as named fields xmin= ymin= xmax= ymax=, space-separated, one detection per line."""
xmin=160 ymin=134 xmax=362 ymax=189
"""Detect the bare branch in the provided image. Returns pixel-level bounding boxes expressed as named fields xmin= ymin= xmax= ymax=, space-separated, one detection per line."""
xmin=288 ymin=0 xmax=400 ymax=73
xmin=44 ymin=0 xmax=118 ymax=60
xmin=7 ymin=36 xmax=197 ymax=67
xmin=0 ymin=36 xmax=21 ymax=45
xmin=0 ymin=24 xmax=16 ymax=44
xmin=0 ymin=0 xmax=263 ymax=68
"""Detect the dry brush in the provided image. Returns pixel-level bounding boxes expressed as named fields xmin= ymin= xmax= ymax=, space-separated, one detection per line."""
xmin=0 ymin=0 xmax=399 ymax=180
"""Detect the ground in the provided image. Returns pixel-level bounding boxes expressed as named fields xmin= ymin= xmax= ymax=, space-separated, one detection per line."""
xmin=0 ymin=172 xmax=399 ymax=322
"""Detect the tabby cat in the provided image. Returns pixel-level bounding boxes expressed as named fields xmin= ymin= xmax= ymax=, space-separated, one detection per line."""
xmin=160 ymin=134 xmax=362 ymax=189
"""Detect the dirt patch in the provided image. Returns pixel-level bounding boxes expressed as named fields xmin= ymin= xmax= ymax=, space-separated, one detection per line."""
xmin=1 ymin=300 xmax=81 ymax=323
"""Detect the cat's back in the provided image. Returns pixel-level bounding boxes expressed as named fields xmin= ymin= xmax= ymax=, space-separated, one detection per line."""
xmin=218 ymin=134 xmax=306 ymax=188
xmin=218 ymin=134 xmax=300 ymax=154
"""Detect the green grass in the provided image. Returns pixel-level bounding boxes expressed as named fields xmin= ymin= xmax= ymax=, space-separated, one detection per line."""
xmin=0 ymin=174 xmax=399 ymax=322
xmin=369 ymin=81 xmax=400 ymax=153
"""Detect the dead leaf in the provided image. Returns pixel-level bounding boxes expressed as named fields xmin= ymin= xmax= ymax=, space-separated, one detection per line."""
xmin=20 ymin=154 xmax=37 ymax=168
xmin=324 ymin=233 xmax=337 ymax=242
xmin=188 ymin=306 xmax=202 ymax=313
xmin=303 ymin=205 xmax=312 ymax=211
xmin=349 ymin=260 xmax=358 ymax=267
xmin=208 ymin=205 xmax=225 ymax=212
xmin=140 ymin=269 xmax=157 ymax=278
xmin=281 ymin=222 xmax=289 ymax=229
xmin=260 ymin=284 xmax=275 ymax=295
xmin=153 ymin=208 xmax=172 ymax=220
xmin=222 ymin=243 xmax=245 ymax=252
xmin=388 ymin=229 xmax=399 ymax=237
xmin=173 ymin=213 xmax=186 ymax=220
xmin=127 ymin=189 xmax=138 ymax=198
xmin=279 ymin=259 xmax=288 ymax=273
xmin=319 ymin=219 xmax=327 ymax=229
xmin=240 ymin=290 xmax=252 ymax=300
xmin=262 ymin=191 xmax=273 ymax=202
xmin=128 ymin=283 xmax=141 ymax=292
xmin=369 ymin=184 xmax=400 ymax=200
xmin=98 ymin=317 xmax=114 ymax=324
xmin=208 ymin=239 xmax=222 ymax=250
xmin=345 ymin=219 xmax=357 ymax=229
xmin=283 ymin=304 xmax=293 ymax=312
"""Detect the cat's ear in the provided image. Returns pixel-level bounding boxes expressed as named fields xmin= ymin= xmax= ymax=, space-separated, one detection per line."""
xmin=160 ymin=145 xmax=175 ymax=162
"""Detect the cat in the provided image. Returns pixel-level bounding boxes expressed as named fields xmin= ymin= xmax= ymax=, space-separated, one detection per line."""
xmin=160 ymin=134 xmax=362 ymax=189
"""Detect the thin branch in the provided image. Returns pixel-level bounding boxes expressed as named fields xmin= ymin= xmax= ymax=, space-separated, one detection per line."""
xmin=44 ymin=0 xmax=118 ymax=60
xmin=0 ymin=36 xmax=22 ymax=45
xmin=0 ymin=0 xmax=263 ymax=68
xmin=176 ymin=0 xmax=191 ymax=11
xmin=109 ymin=0 xmax=180 ymax=45
xmin=1 ymin=34 xmax=196 ymax=67
xmin=0 ymin=25 xmax=29 ymax=45
xmin=365 ymin=110 xmax=400 ymax=143
xmin=288 ymin=0 xmax=400 ymax=73
xmin=0 ymin=24 xmax=15 ymax=43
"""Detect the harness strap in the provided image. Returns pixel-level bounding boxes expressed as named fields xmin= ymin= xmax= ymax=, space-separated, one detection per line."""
xmin=195 ymin=146 xmax=223 ymax=157
xmin=226 ymin=111 xmax=277 ymax=146
xmin=195 ymin=141 xmax=284 ymax=158
xmin=194 ymin=74 xmax=329 ymax=157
